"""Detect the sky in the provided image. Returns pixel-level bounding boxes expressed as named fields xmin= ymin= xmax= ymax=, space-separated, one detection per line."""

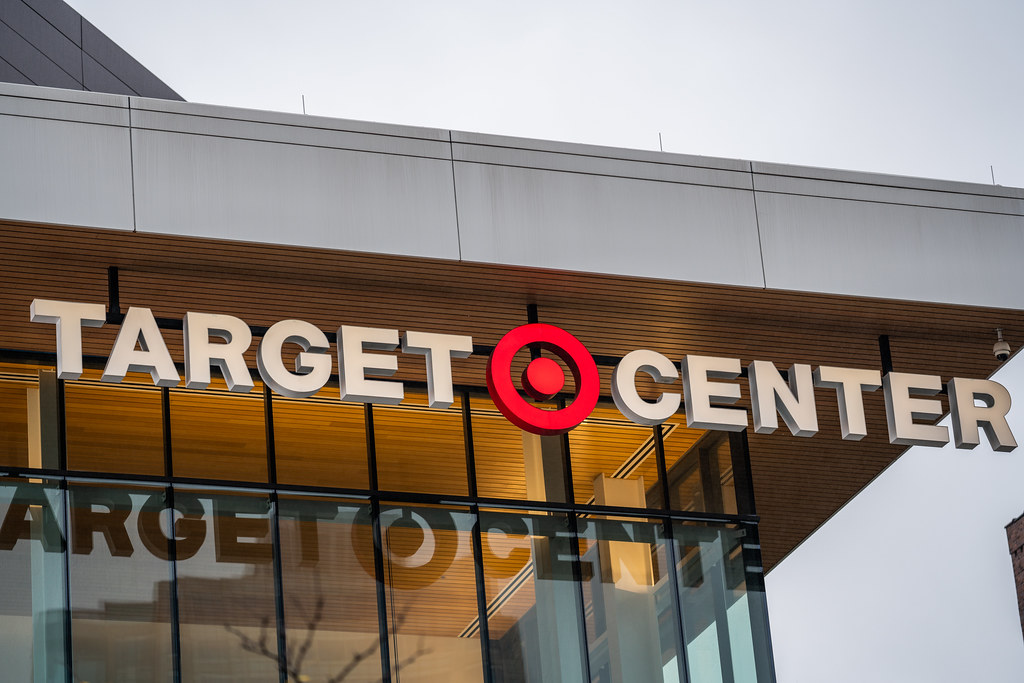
xmin=66 ymin=0 xmax=1024 ymax=189
xmin=62 ymin=2 xmax=1024 ymax=680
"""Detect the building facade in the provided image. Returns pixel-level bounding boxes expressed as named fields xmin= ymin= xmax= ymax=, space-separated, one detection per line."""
xmin=1 ymin=27 xmax=1023 ymax=682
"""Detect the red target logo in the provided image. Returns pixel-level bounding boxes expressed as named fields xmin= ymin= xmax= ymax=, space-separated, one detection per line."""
xmin=486 ymin=324 xmax=600 ymax=435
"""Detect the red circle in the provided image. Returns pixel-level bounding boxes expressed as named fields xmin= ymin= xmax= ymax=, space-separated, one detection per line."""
xmin=522 ymin=357 xmax=565 ymax=400
xmin=486 ymin=323 xmax=600 ymax=435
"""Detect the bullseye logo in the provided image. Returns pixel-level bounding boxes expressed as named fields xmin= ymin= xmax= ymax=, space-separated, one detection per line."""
xmin=485 ymin=323 xmax=600 ymax=435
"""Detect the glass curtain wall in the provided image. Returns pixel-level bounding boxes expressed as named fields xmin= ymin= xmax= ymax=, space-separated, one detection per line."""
xmin=0 ymin=362 xmax=775 ymax=683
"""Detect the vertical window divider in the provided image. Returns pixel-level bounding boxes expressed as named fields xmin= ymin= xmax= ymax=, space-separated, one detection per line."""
xmin=60 ymin=477 xmax=72 ymax=683
xmin=655 ymin=424 xmax=693 ymax=683
xmin=264 ymin=385 xmax=289 ymax=683
xmin=365 ymin=403 xmax=393 ymax=683
xmin=463 ymin=391 xmax=495 ymax=683
xmin=57 ymin=377 xmax=72 ymax=683
xmin=163 ymin=386 xmax=183 ymax=683
xmin=555 ymin=395 xmax=591 ymax=679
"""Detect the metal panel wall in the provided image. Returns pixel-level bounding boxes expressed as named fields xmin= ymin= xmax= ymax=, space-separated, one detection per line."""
xmin=0 ymin=0 xmax=181 ymax=99
xmin=0 ymin=84 xmax=134 ymax=230
xmin=129 ymin=99 xmax=461 ymax=260
xmin=453 ymin=133 xmax=765 ymax=287
xmin=754 ymin=165 xmax=1024 ymax=309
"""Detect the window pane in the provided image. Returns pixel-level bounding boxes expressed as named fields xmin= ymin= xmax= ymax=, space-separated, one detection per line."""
xmin=569 ymin=402 xmax=670 ymax=507
xmin=577 ymin=515 xmax=684 ymax=683
xmin=65 ymin=372 xmax=164 ymax=476
xmin=0 ymin=368 xmax=36 ymax=468
xmin=0 ymin=477 xmax=67 ymax=681
xmin=274 ymin=389 xmax=369 ymax=490
xmin=664 ymin=432 xmax=737 ymax=514
xmin=278 ymin=496 xmax=382 ymax=682
xmin=68 ymin=482 xmax=173 ymax=681
xmin=479 ymin=509 xmax=587 ymax=682
xmin=379 ymin=504 xmax=483 ymax=682
xmin=374 ymin=392 xmax=467 ymax=496
xmin=175 ymin=489 xmax=280 ymax=682
xmin=170 ymin=380 xmax=267 ymax=482
xmin=672 ymin=523 xmax=769 ymax=682
xmin=473 ymin=395 xmax=566 ymax=502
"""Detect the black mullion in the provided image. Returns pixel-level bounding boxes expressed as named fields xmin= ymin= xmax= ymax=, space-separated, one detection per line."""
xmin=365 ymin=404 xmax=378 ymax=491
xmin=163 ymin=387 xmax=183 ymax=683
xmin=56 ymin=377 xmax=67 ymax=471
xmin=567 ymin=511 xmax=593 ymax=682
xmin=655 ymin=424 xmax=671 ymax=510
xmin=60 ymin=478 xmax=73 ymax=683
xmin=56 ymin=375 xmax=72 ymax=683
xmin=462 ymin=390 xmax=478 ymax=499
xmin=365 ymin=405 xmax=392 ymax=682
xmin=264 ymin=386 xmax=289 ymax=683
xmin=655 ymin=425 xmax=693 ymax=681
xmin=370 ymin=498 xmax=392 ymax=683
xmin=728 ymin=430 xmax=756 ymax=517
xmin=470 ymin=506 xmax=494 ymax=683
xmin=663 ymin=518 xmax=693 ymax=683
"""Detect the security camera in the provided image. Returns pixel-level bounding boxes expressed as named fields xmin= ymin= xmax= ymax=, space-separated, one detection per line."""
xmin=994 ymin=328 xmax=1011 ymax=362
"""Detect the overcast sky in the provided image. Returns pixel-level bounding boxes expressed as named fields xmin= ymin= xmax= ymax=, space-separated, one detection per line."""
xmin=63 ymin=2 xmax=1024 ymax=680
xmin=67 ymin=0 xmax=1023 ymax=189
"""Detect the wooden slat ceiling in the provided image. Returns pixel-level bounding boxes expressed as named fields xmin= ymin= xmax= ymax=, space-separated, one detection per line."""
xmin=2 ymin=220 xmax=1022 ymax=571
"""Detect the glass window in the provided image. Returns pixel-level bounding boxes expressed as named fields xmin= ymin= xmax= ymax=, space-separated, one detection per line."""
xmin=277 ymin=496 xmax=382 ymax=682
xmin=64 ymin=371 xmax=165 ymax=476
xmin=0 ymin=367 xmax=38 ymax=469
xmin=0 ymin=477 xmax=67 ymax=681
xmin=378 ymin=503 xmax=483 ymax=682
xmin=274 ymin=389 xmax=369 ymax=490
xmin=569 ymin=402 xmax=675 ymax=508
xmin=479 ymin=509 xmax=588 ymax=682
xmin=174 ymin=488 xmax=280 ymax=682
xmin=472 ymin=395 xmax=563 ymax=502
xmin=68 ymin=482 xmax=173 ymax=682
xmin=170 ymin=380 xmax=268 ymax=482
xmin=663 ymin=431 xmax=737 ymax=514
xmin=672 ymin=523 xmax=771 ymax=683
xmin=577 ymin=515 xmax=684 ymax=683
xmin=373 ymin=392 xmax=468 ymax=496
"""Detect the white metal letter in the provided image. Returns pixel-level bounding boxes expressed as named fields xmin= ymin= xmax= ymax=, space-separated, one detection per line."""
xmin=257 ymin=319 xmax=331 ymax=398
xmin=29 ymin=299 xmax=106 ymax=379
xmin=749 ymin=362 xmax=818 ymax=436
xmin=401 ymin=331 xmax=473 ymax=408
xmin=102 ymin=306 xmax=179 ymax=386
xmin=611 ymin=349 xmax=681 ymax=426
xmin=681 ymin=355 xmax=747 ymax=432
xmin=948 ymin=377 xmax=1017 ymax=452
xmin=338 ymin=325 xmax=403 ymax=404
xmin=183 ymin=312 xmax=254 ymax=392
xmin=882 ymin=372 xmax=949 ymax=447
xmin=813 ymin=366 xmax=882 ymax=440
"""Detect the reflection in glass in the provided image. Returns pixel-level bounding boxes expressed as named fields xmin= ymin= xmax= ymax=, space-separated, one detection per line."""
xmin=374 ymin=393 xmax=468 ymax=496
xmin=175 ymin=490 xmax=280 ymax=682
xmin=664 ymin=432 xmax=737 ymax=514
xmin=68 ymin=483 xmax=173 ymax=681
xmin=379 ymin=504 xmax=483 ymax=682
xmin=0 ymin=478 xmax=67 ymax=681
xmin=278 ymin=496 xmax=382 ymax=682
xmin=170 ymin=382 xmax=267 ymax=482
xmin=65 ymin=375 xmax=164 ymax=476
xmin=479 ymin=509 xmax=587 ymax=682
xmin=673 ymin=523 xmax=770 ymax=683
xmin=577 ymin=515 xmax=684 ymax=683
